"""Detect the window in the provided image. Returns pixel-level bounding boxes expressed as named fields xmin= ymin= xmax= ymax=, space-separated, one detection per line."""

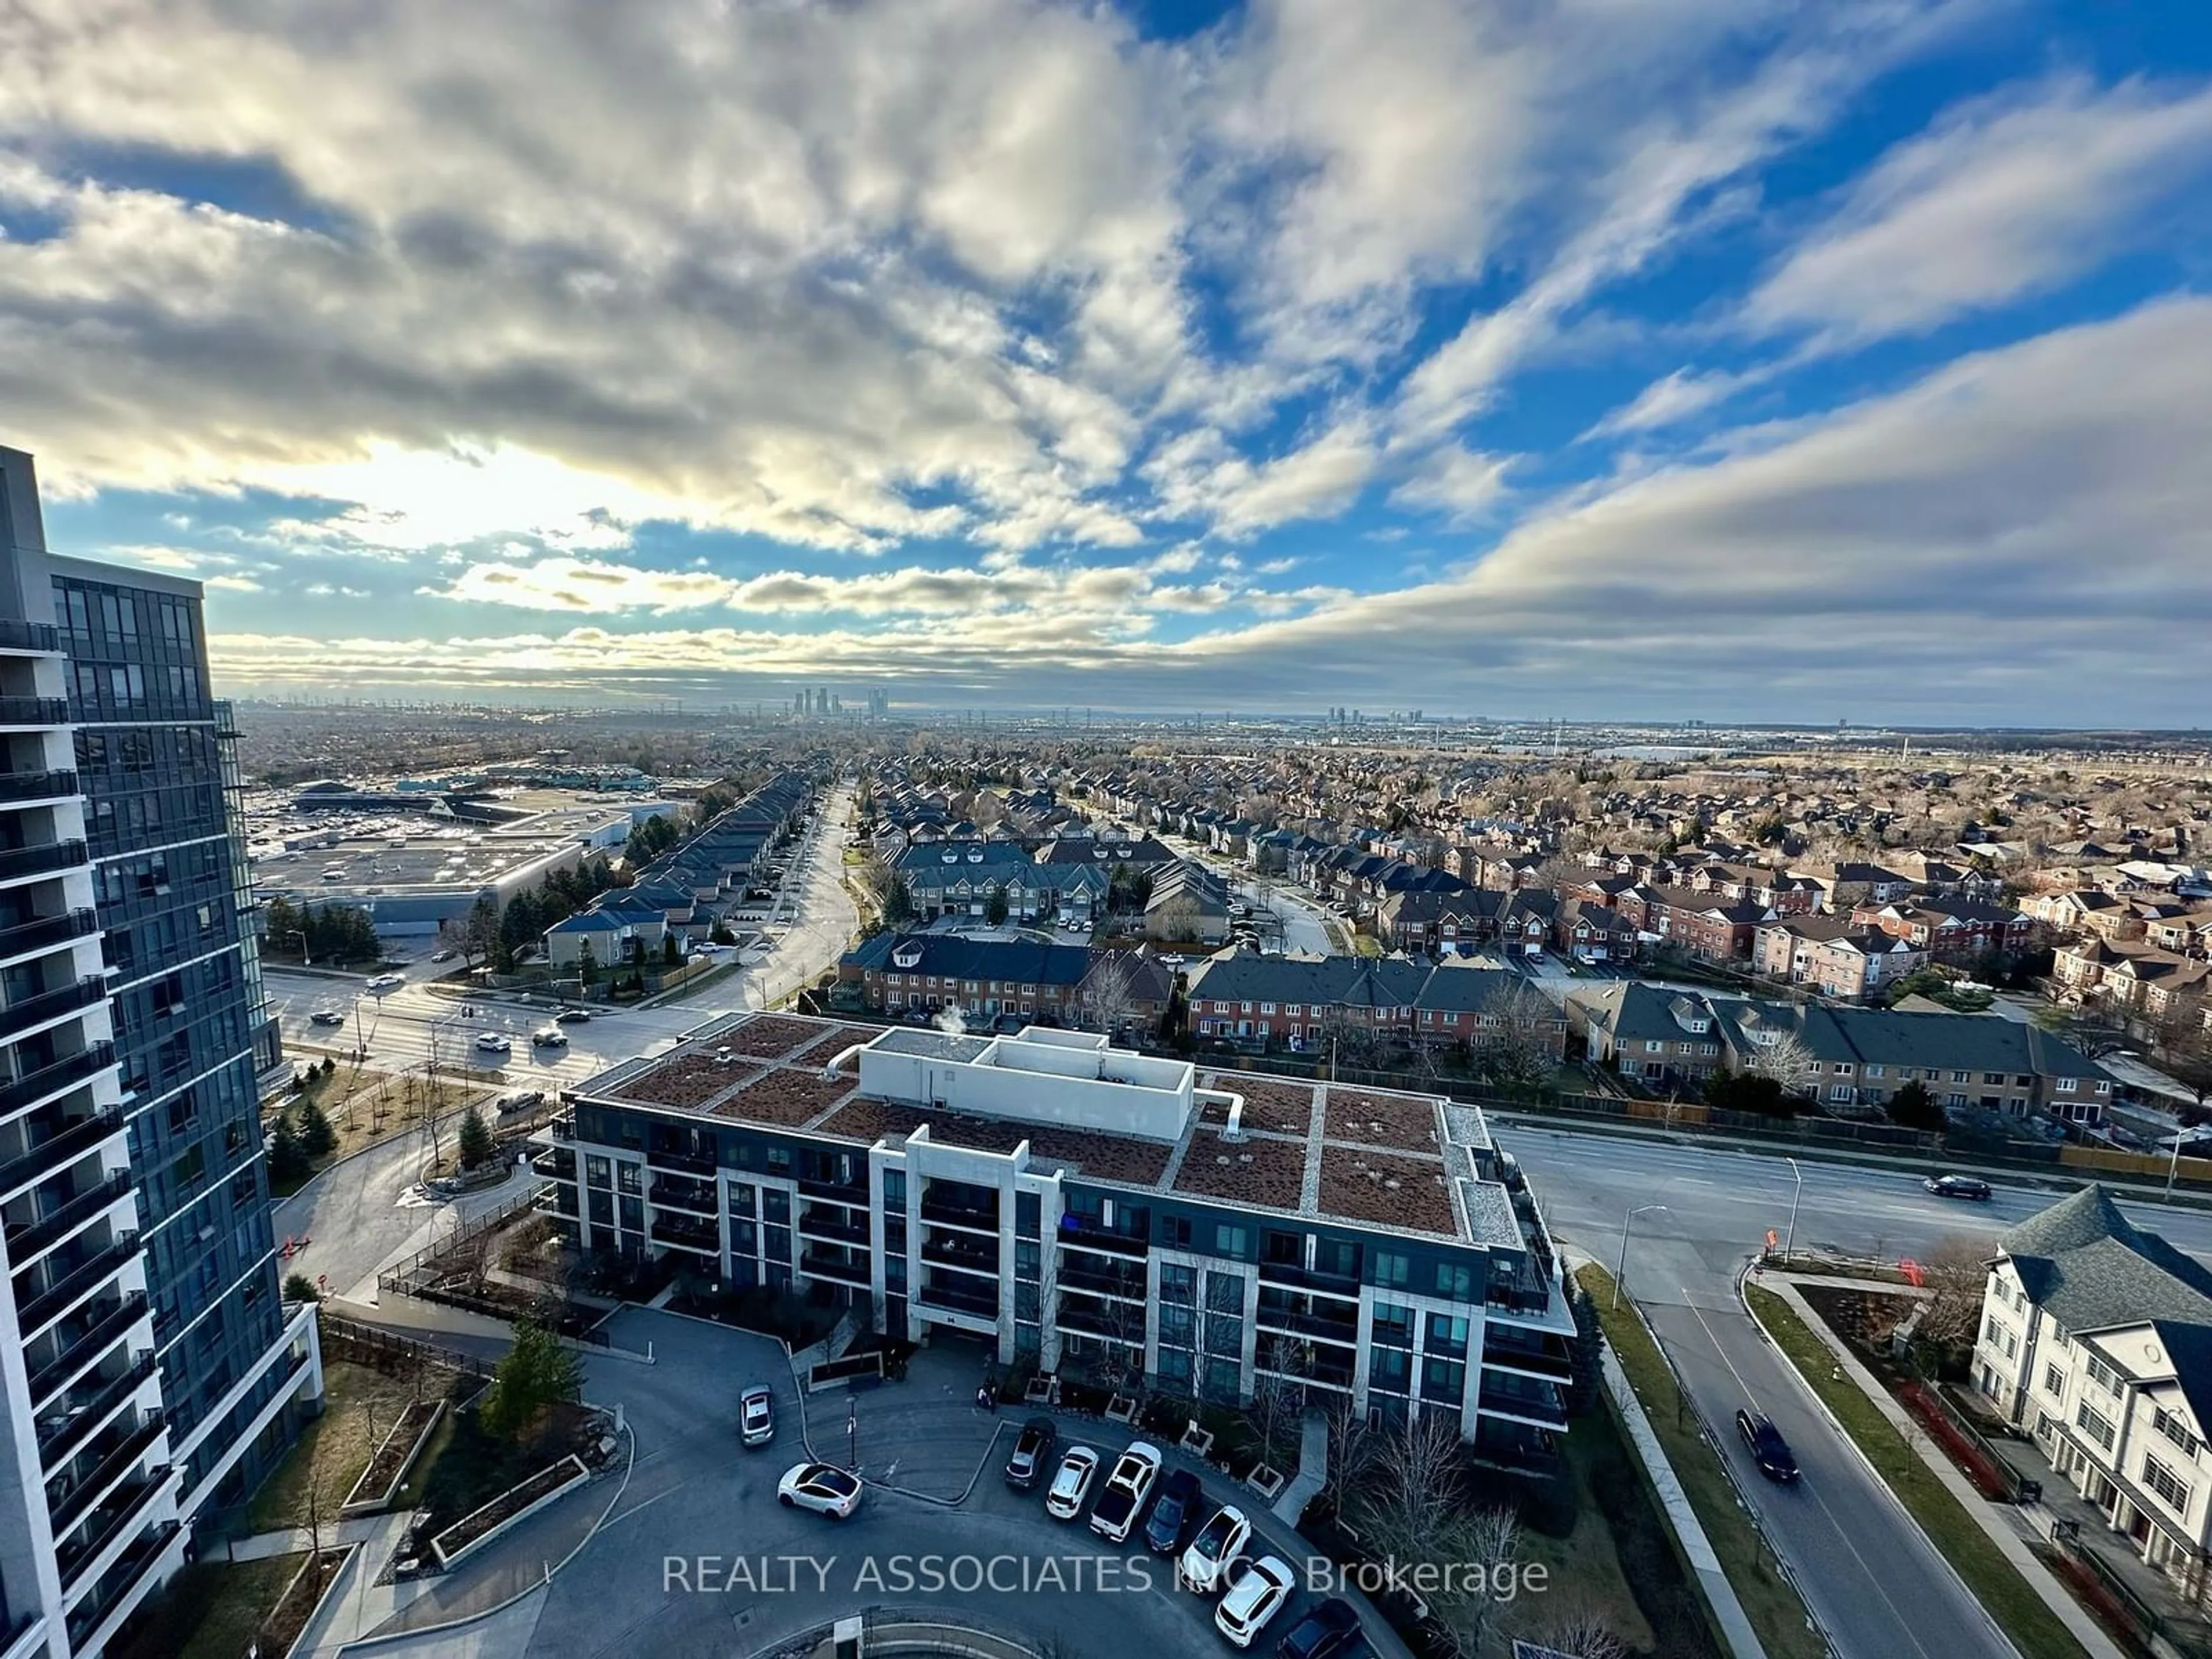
xmin=1158 ymin=1303 xmax=1195 ymax=1345
xmin=1425 ymin=1313 xmax=1469 ymax=1359
xmin=1866 ymin=1064 xmax=1885 ymax=1078
xmin=2043 ymin=1362 xmax=2065 ymax=1398
xmin=1206 ymin=1270 xmax=1245 ymax=1313
xmin=1213 ymin=1223 xmax=1249 ymax=1259
xmin=2154 ymin=1408 xmax=2203 ymax=1460
xmin=2085 ymin=1353 xmax=2122 ymax=1395
xmin=2055 ymin=1077 xmax=2077 ymax=1093
xmin=2144 ymin=1453 xmax=2192 ymax=1515
xmin=1645 ymin=1040 xmax=1664 ymax=1053
xmin=1433 ymin=1262 xmax=1474 ymax=1301
xmin=1160 ymin=1215 xmax=1192 ymax=1250
xmin=1950 ymin=1070 xmax=1970 ymax=1084
xmin=2077 ymin=1401 xmax=2117 ymax=1451
xmin=1369 ymin=1346 xmax=1410 ymax=1391
xmin=1371 ymin=1302 xmax=1414 ymax=1347
xmin=1420 ymin=1355 xmax=1466 ymax=1404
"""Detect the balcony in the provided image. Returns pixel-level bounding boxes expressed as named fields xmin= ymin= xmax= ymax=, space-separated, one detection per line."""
xmin=921 ymin=1235 xmax=999 ymax=1275
xmin=0 ymin=1043 xmax=116 ymax=1122
xmin=0 ymin=841 xmax=89 ymax=887
xmin=645 ymin=1146 xmax=716 ymax=1179
xmin=1055 ymin=1222 xmax=1149 ymax=1259
xmin=49 ymin=1410 xmax=165 ymax=1534
xmin=647 ymin=1215 xmax=719 ymax=1255
xmin=0 ymin=698 xmax=69 ymax=727
xmin=915 ymin=1277 xmax=999 ymax=1319
xmin=0 ymin=620 xmax=59 ymax=654
xmin=535 ymin=1185 xmax=579 ymax=1218
xmin=1056 ymin=1301 xmax=1145 ymax=1343
xmin=66 ymin=1519 xmax=180 ymax=1652
xmin=919 ymin=1194 xmax=999 ymax=1233
xmin=18 ymin=1234 xmax=141 ymax=1338
xmin=647 ymin=1176 xmax=716 ymax=1215
xmin=1482 ymin=1336 xmax=1575 ymax=1384
xmin=56 ymin=1464 xmax=172 ymax=1591
xmin=0 ymin=1107 xmax=124 ymax=1199
xmin=1257 ymin=1351 xmax=1357 ymax=1390
xmin=1255 ymin=1304 xmax=1362 ymax=1347
xmin=3 ymin=1169 xmax=131 ymax=1266
xmin=797 ymin=1176 xmax=869 ymax=1206
xmin=1257 ymin=1259 xmax=1364 ymax=1299
xmin=37 ymin=1352 xmax=156 ymax=1472
xmin=1057 ymin=1257 xmax=1147 ymax=1300
xmin=798 ymin=1248 xmax=872 ymax=1286
xmin=1477 ymin=1382 xmax=1569 ymax=1430
xmin=0 ymin=976 xmax=110 ymax=1048
xmin=28 ymin=1291 xmax=147 ymax=1408
xmin=532 ymin=1148 xmax=575 ymax=1181
xmin=0 ymin=909 xmax=99 ymax=967
xmin=798 ymin=1207 xmax=869 ymax=1246
xmin=0 ymin=768 xmax=79 ymax=806
xmin=548 ymin=1113 xmax=575 ymax=1142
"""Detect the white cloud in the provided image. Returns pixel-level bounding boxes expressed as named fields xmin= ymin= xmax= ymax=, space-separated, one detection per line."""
xmin=1584 ymin=367 xmax=1759 ymax=438
xmin=1747 ymin=75 xmax=2212 ymax=344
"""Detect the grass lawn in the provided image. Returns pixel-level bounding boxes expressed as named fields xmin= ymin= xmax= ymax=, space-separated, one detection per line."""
xmin=1350 ymin=931 xmax=1382 ymax=957
xmin=1747 ymin=1286 xmax=2088 ymax=1659
xmin=655 ymin=960 xmax=743 ymax=1003
xmin=251 ymin=1359 xmax=442 ymax=1527
xmin=110 ymin=1551 xmax=305 ymax=1659
xmin=266 ymin=1065 xmax=491 ymax=1198
xmin=1509 ymin=1405 xmax=1664 ymax=1655
xmin=413 ymin=1403 xmax=588 ymax=1536
xmin=1576 ymin=1264 xmax=1828 ymax=1659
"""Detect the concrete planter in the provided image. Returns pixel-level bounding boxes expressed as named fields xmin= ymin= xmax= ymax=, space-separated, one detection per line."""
xmin=429 ymin=1455 xmax=589 ymax=1571
xmin=341 ymin=1398 xmax=445 ymax=1516
xmin=1244 ymin=1464 xmax=1286 ymax=1502
xmin=271 ymin=1541 xmax=363 ymax=1659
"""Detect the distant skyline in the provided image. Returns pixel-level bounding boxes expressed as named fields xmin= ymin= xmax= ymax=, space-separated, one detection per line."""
xmin=4 ymin=1 xmax=2210 ymax=724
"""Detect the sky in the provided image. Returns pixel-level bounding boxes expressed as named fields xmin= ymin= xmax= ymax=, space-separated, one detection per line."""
xmin=3 ymin=0 xmax=2210 ymax=725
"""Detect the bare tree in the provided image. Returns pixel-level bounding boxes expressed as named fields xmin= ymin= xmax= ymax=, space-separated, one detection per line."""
xmin=1355 ymin=1409 xmax=1462 ymax=1562
xmin=1317 ymin=1396 xmax=1379 ymax=1512
xmin=1426 ymin=1503 xmax=1522 ymax=1658
xmin=2032 ymin=1000 xmax=2128 ymax=1059
xmin=1910 ymin=1234 xmax=1992 ymax=1351
xmin=1745 ymin=1032 xmax=1821 ymax=1098
xmin=1077 ymin=952 xmax=1139 ymax=1036
xmin=1475 ymin=980 xmax=1563 ymax=1090
xmin=1521 ymin=1606 xmax=1629 ymax=1659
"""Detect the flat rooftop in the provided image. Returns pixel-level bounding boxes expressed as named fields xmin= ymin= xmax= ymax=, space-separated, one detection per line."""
xmin=571 ymin=1013 xmax=1536 ymax=1249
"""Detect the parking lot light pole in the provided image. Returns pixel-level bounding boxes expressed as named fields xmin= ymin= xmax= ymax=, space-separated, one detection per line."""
xmin=1613 ymin=1204 xmax=1669 ymax=1310
xmin=846 ymin=1396 xmax=857 ymax=1471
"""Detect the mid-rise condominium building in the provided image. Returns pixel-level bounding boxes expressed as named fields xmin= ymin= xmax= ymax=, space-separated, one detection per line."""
xmin=1 ymin=447 xmax=321 ymax=1659
xmin=534 ymin=1010 xmax=1576 ymax=1465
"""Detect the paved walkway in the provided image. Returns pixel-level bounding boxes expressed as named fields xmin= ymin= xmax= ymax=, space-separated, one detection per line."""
xmin=293 ymin=1510 xmax=427 ymax=1658
xmin=1760 ymin=1274 xmax=2125 ymax=1659
xmin=1271 ymin=1407 xmax=1326 ymax=1524
xmin=226 ymin=1516 xmax=389 ymax=1562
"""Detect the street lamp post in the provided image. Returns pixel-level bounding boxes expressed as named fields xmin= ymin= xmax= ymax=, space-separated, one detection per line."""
xmin=1783 ymin=1156 xmax=1804 ymax=1263
xmin=1613 ymin=1204 xmax=1671 ymax=1310
xmin=284 ymin=929 xmax=310 ymax=968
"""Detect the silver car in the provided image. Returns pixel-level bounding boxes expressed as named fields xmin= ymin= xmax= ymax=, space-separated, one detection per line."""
xmin=740 ymin=1384 xmax=775 ymax=1447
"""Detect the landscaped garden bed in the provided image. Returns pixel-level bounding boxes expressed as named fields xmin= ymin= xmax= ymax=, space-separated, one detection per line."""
xmin=258 ymin=1544 xmax=355 ymax=1659
xmin=714 ymin=1063 xmax=856 ymax=1126
xmin=341 ymin=1397 xmax=445 ymax=1514
xmin=717 ymin=1014 xmax=829 ymax=1058
xmin=430 ymin=1455 xmax=590 ymax=1569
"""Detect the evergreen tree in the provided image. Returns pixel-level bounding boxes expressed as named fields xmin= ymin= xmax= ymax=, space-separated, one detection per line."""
xmin=297 ymin=1097 xmax=336 ymax=1158
xmin=576 ymin=938 xmax=597 ymax=986
xmin=268 ymin=1112 xmax=309 ymax=1184
xmin=1885 ymin=1079 xmax=1944 ymax=1132
xmin=461 ymin=895 xmax=501 ymax=967
xmin=457 ymin=1105 xmax=495 ymax=1169
xmin=480 ymin=1317 xmax=582 ymax=1444
xmin=984 ymin=884 xmax=1009 ymax=926
xmin=662 ymin=934 xmax=682 ymax=964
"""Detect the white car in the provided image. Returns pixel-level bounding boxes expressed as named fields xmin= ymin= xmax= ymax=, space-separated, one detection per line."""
xmin=1088 ymin=1441 xmax=1162 ymax=1543
xmin=777 ymin=1461 xmax=861 ymax=1518
xmin=366 ymin=973 xmax=404 ymax=992
xmin=430 ymin=949 xmax=456 ymax=964
xmin=474 ymin=1032 xmax=512 ymax=1054
xmin=531 ymin=1025 xmax=567 ymax=1048
xmin=1214 ymin=1555 xmax=1296 ymax=1647
xmin=1180 ymin=1503 xmax=1252 ymax=1594
xmin=1044 ymin=1445 xmax=1101 ymax=1521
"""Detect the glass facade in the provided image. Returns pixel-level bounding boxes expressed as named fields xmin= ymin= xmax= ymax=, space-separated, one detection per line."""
xmin=54 ymin=571 xmax=293 ymax=1503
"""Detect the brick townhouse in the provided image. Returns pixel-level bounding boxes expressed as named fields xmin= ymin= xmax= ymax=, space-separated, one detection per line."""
xmin=1184 ymin=956 xmax=1566 ymax=1057
xmin=1852 ymin=898 xmax=2036 ymax=964
xmin=1752 ymin=915 xmax=1928 ymax=1002
xmin=840 ymin=932 xmax=1094 ymax=1023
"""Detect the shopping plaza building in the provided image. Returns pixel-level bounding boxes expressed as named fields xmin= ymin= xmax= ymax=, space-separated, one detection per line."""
xmin=535 ymin=1011 xmax=1575 ymax=1463
xmin=2 ymin=448 xmax=320 ymax=1659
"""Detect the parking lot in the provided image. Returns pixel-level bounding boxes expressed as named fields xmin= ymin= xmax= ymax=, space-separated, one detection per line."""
xmin=361 ymin=1308 xmax=1404 ymax=1659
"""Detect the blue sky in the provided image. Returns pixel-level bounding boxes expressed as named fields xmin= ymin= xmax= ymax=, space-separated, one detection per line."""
xmin=3 ymin=0 xmax=2210 ymax=723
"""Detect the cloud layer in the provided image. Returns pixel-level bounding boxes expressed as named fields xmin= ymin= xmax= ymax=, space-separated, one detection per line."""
xmin=1 ymin=0 xmax=2207 ymax=722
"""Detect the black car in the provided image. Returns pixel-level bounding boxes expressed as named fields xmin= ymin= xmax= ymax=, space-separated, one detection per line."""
xmin=1005 ymin=1417 xmax=1057 ymax=1490
xmin=1925 ymin=1173 xmax=1993 ymax=1201
xmin=1736 ymin=1410 xmax=1800 ymax=1483
xmin=1277 ymin=1596 xmax=1362 ymax=1659
xmin=1142 ymin=1468 xmax=1202 ymax=1555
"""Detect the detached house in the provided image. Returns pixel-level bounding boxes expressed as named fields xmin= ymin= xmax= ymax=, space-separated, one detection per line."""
xmin=1978 ymin=1188 xmax=2212 ymax=1603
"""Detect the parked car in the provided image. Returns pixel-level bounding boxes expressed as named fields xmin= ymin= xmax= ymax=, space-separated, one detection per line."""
xmin=1275 ymin=1597 xmax=1362 ymax=1659
xmin=532 ymin=1025 xmax=569 ymax=1047
xmin=1180 ymin=1503 xmax=1251 ymax=1593
xmin=493 ymin=1088 xmax=544 ymax=1115
xmin=777 ymin=1461 xmax=862 ymax=1518
xmin=1005 ymin=1418 xmax=1057 ymax=1490
xmin=1044 ymin=1446 xmax=1101 ymax=1521
xmin=1088 ymin=1442 xmax=1162 ymax=1543
xmin=1736 ymin=1410 xmax=1801 ymax=1483
xmin=1144 ymin=1468 xmax=1202 ymax=1555
xmin=555 ymin=1009 xmax=592 ymax=1024
xmin=475 ymin=1032 xmax=512 ymax=1054
xmin=1925 ymin=1173 xmax=1992 ymax=1201
xmin=739 ymin=1384 xmax=775 ymax=1447
xmin=309 ymin=1006 xmax=345 ymax=1027
xmin=1215 ymin=1555 xmax=1296 ymax=1647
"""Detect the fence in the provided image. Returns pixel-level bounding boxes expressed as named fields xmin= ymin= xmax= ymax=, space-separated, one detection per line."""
xmin=376 ymin=1188 xmax=544 ymax=1296
xmin=2048 ymin=1524 xmax=2212 ymax=1659
xmin=319 ymin=1312 xmax=496 ymax=1382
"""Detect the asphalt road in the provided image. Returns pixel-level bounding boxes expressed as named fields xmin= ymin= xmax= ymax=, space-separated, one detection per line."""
xmin=1499 ymin=1120 xmax=2212 ymax=1659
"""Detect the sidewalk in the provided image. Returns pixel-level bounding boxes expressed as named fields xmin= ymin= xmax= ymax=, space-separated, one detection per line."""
xmin=226 ymin=1516 xmax=389 ymax=1562
xmin=1758 ymin=1275 xmax=2124 ymax=1659
xmin=290 ymin=1510 xmax=429 ymax=1658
